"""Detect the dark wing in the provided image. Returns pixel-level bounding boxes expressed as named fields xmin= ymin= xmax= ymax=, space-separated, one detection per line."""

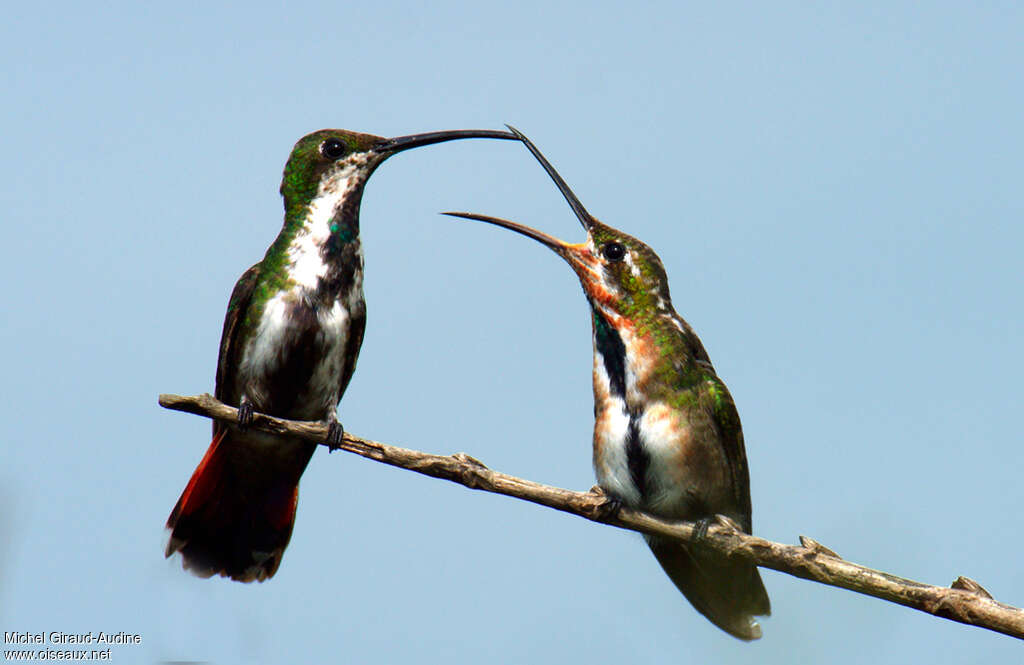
xmin=666 ymin=311 xmax=751 ymax=526
xmin=673 ymin=313 xmax=713 ymax=366
xmin=213 ymin=264 xmax=262 ymax=415
xmin=336 ymin=298 xmax=366 ymax=401
xmin=704 ymin=374 xmax=754 ymax=531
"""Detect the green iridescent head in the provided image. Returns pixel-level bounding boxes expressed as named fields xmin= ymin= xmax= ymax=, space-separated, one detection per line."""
xmin=279 ymin=129 xmax=386 ymax=211
xmin=279 ymin=127 xmax=519 ymax=211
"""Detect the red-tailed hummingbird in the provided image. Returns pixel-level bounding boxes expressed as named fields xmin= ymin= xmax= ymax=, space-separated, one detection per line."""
xmin=166 ymin=127 xmax=517 ymax=582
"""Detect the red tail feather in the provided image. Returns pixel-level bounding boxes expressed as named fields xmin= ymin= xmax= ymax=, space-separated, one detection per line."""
xmin=169 ymin=429 xmax=228 ymax=524
xmin=165 ymin=429 xmax=309 ymax=583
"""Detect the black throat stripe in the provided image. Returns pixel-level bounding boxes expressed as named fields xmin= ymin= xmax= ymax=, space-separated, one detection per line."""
xmin=593 ymin=309 xmax=627 ymax=399
xmin=593 ymin=309 xmax=648 ymax=499
xmin=625 ymin=410 xmax=648 ymax=498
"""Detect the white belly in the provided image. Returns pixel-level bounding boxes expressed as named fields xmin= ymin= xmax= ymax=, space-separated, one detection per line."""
xmin=239 ymin=289 xmax=356 ymax=420
xmin=593 ymin=396 xmax=640 ymax=505
xmin=594 ymin=398 xmax=722 ymax=518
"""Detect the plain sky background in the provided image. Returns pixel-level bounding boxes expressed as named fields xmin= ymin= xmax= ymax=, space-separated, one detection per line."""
xmin=3 ymin=2 xmax=1022 ymax=663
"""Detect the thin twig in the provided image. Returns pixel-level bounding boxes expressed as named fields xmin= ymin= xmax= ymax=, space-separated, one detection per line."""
xmin=158 ymin=392 xmax=1024 ymax=640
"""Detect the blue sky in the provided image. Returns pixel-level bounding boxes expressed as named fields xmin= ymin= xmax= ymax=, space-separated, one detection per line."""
xmin=3 ymin=2 xmax=1023 ymax=663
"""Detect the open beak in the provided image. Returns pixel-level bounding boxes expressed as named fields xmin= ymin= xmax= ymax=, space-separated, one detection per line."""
xmin=374 ymin=129 xmax=518 ymax=154
xmin=444 ymin=126 xmax=605 ymax=277
xmin=504 ymin=125 xmax=595 ymax=232
xmin=443 ymin=212 xmax=571 ymax=253
xmin=443 ymin=211 xmax=598 ymax=280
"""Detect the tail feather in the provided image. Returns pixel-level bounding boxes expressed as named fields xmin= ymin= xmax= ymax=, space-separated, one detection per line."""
xmin=165 ymin=429 xmax=310 ymax=582
xmin=648 ymin=537 xmax=771 ymax=640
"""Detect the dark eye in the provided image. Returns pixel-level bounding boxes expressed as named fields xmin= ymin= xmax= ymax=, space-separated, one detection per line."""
xmin=321 ymin=138 xmax=348 ymax=159
xmin=602 ymin=242 xmax=626 ymax=262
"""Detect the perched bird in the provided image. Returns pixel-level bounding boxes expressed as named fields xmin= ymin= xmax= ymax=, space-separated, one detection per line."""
xmin=166 ymin=127 xmax=517 ymax=582
xmin=445 ymin=128 xmax=770 ymax=639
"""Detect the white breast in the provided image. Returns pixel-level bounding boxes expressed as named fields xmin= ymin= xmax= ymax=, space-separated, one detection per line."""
xmin=238 ymin=279 xmax=360 ymax=418
xmin=243 ymin=292 xmax=293 ymax=390
xmin=288 ymin=160 xmax=365 ymax=290
xmin=636 ymin=402 xmax=693 ymax=513
xmin=592 ymin=347 xmax=642 ymax=506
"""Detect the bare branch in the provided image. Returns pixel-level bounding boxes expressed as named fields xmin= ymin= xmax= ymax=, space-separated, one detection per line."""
xmin=158 ymin=392 xmax=1024 ymax=640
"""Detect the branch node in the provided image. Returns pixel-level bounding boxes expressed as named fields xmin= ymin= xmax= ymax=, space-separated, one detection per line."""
xmin=451 ymin=452 xmax=489 ymax=469
xmin=451 ymin=463 xmax=488 ymax=489
xmin=800 ymin=535 xmax=841 ymax=559
xmin=952 ymin=576 xmax=993 ymax=599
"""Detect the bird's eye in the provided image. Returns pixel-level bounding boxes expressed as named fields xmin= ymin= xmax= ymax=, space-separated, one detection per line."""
xmin=602 ymin=242 xmax=626 ymax=262
xmin=321 ymin=138 xmax=348 ymax=159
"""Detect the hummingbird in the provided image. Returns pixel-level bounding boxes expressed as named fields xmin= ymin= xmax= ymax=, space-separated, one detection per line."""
xmin=445 ymin=128 xmax=771 ymax=639
xmin=166 ymin=127 xmax=517 ymax=582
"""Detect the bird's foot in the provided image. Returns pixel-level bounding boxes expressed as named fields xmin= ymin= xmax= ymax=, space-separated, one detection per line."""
xmin=693 ymin=516 xmax=715 ymax=543
xmin=325 ymin=421 xmax=345 ymax=452
xmin=713 ymin=514 xmax=744 ymax=533
xmin=589 ymin=485 xmax=624 ymax=521
xmin=237 ymin=401 xmax=255 ymax=430
xmin=694 ymin=514 xmax=743 ymax=545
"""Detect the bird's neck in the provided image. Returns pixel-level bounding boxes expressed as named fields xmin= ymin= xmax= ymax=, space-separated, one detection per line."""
xmin=268 ymin=159 xmax=373 ymax=297
xmin=590 ymin=305 xmax=709 ymax=410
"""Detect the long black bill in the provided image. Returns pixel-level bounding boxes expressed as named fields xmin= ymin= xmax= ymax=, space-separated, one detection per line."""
xmin=375 ymin=129 xmax=518 ymax=154
xmin=442 ymin=212 xmax=571 ymax=255
xmin=505 ymin=125 xmax=594 ymax=230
